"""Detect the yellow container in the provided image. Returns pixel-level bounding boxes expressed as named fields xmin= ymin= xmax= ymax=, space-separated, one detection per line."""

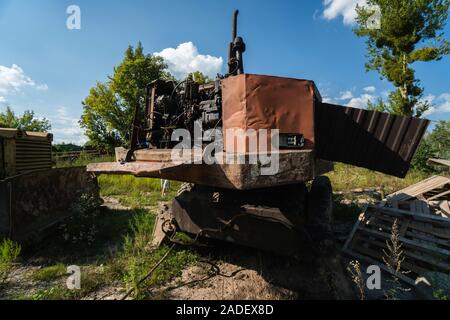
xmin=0 ymin=128 xmax=53 ymax=179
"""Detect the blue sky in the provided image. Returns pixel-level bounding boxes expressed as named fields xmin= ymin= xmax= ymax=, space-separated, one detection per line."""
xmin=0 ymin=0 xmax=449 ymax=144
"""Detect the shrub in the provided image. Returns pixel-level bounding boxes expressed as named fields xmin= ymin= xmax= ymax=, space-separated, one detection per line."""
xmin=411 ymin=121 xmax=450 ymax=172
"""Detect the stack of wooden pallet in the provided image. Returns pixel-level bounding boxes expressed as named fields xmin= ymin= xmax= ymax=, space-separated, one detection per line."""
xmin=343 ymin=175 xmax=450 ymax=285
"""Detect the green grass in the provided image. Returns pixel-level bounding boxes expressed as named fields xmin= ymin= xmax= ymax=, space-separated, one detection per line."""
xmin=17 ymin=179 xmax=198 ymax=300
xmin=13 ymin=286 xmax=71 ymax=300
xmin=98 ymin=175 xmax=181 ymax=208
xmin=0 ymin=239 xmax=21 ymax=286
xmin=31 ymin=263 xmax=66 ymax=282
xmin=106 ymin=210 xmax=198 ymax=299
xmin=19 ymin=209 xmax=199 ymax=300
xmin=327 ymin=163 xmax=434 ymax=223
xmin=55 ymin=155 xmax=115 ymax=168
xmin=13 ymin=266 xmax=110 ymax=300
xmin=327 ymin=163 xmax=430 ymax=194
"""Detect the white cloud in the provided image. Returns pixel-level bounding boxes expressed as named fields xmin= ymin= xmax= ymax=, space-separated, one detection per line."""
xmin=36 ymin=84 xmax=49 ymax=91
xmin=322 ymin=96 xmax=335 ymax=104
xmin=154 ymin=42 xmax=223 ymax=79
xmin=347 ymin=93 xmax=376 ymax=109
xmin=339 ymin=90 xmax=354 ymax=100
xmin=421 ymin=94 xmax=436 ymax=105
xmin=328 ymin=86 xmax=377 ymax=108
xmin=0 ymin=96 xmax=7 ymax=104
xmin=423 ymin=93 xmax=450 ymax=116
xmin=0 ymin=64 xmax=48 ymax=96
xmin=322 ymin=0 xmax=367 ymax=25
xmin=49 ymin=107 xmax=87 ymax=145
xmin=364 ymin=86 xmax=376 ymax=93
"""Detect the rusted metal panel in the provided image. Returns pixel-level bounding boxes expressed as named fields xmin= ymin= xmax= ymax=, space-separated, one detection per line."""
xmin=0 ymin=167 xmax=100 ymax=243
xmin=0 ymin=181 xmax=10 ymax=237
xmin=88 ymin=148 xmax=333 ymax=190
xmin=222 ymin=74 xmax=319 ymax=152
xmin=314 ymin=102 xmax=429 ymax=178
xmin=170 ymin=184 xmax=310 ymax=256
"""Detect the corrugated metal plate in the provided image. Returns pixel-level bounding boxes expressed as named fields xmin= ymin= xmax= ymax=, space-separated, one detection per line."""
xmin=15 ymin=138 xmax=52 ymax=174
xmin=314 ymin=102 xmax=429 ymax=178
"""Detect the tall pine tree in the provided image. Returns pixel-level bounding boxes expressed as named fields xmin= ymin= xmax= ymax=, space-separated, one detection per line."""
xmin=354 ymin=0 xmax=450 ymax=117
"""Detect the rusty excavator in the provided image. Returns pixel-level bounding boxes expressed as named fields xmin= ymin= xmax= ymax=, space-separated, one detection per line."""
xmin=87 ymin=10 xmax=429 ymax=257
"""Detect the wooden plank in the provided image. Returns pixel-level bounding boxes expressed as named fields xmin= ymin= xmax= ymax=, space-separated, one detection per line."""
xmin=409 ymin=221 xmax=450 ymax=239
xmin=427 ymin=158 xmax=450 ymax=168
xmin=409 ymin=201 xmax=431 ymax=242
xmin=363 ymin=216 xmax=450 ymax=248
xmin=410 ymin=200 xmax=430 ymax=215
xmin=440 ymin=201 xmax=450 ymax=216
xmin=391 ymin=176 xmax=438 ymax=197
xmin=358 ymin=227 xmax=450 ymax=256
xmin=405 ymin=250 xmax=450 ymax=271
xmin=369 ymin=206 xmax=450 ymax=226
xmin=420 ymin=201 xmax=431 ymax=215
xmin=410 ymin=200 xmax=418 ymax=213
xmin=344 ymin=199 xmax=450 ymax=286
xmin=405 ymin=231 xmax=450 ymax=249
xmin=360 ymin=220 xmax=440 ymax=250
xmin=352 ymin=242 xmax=429 ymax=276
xmin=399 ymin=218 xmax=411 ymax=237
xmin=427 ymin=190 xmax=450 ymax=202
xmin=386 ymin=176 xmax=450 ymax=204
xmin=354 ymin=234 xmax=450 ymax=271
xmin=367 ymin=211 xmax=450 ymax=240
xmin=343 ymin=212 xmax=366 ymax=251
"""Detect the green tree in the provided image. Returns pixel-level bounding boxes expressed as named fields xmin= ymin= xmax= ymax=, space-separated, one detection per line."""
xmin=354 ymin=0 xmax=450 ymax=117
xmin=427 ymin=120 xmax=450 ymax=159
xmin=187 ymin=71 xmax=212 ymax=85
xmin=0 ymin=106 xmax=51 ymax=132
xmin=80 ymin=42 xmax=170 ymax=151
xmin=411 ymin=121 xmax=450 ymax=170
xmin=367 ymin=97 xmax=388 ymax=112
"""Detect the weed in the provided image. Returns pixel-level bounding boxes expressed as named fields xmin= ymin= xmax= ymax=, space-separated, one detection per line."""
xmin=31 ymin=286 xmax=72 ymax=300
xmin=117 ymin=211 xmax=198 ymax=299
xmin=0 ymin=239 xmax=21 ymax=286
xmin=433 ymin=288 xmax=449 ymax=300
xmin=347 ymin=260 xmax=365 ymax=300
xmin=59 ymin=193 xmax=103 ymax=247
xmin=383 ymin=219 xmax=410 ymax=300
